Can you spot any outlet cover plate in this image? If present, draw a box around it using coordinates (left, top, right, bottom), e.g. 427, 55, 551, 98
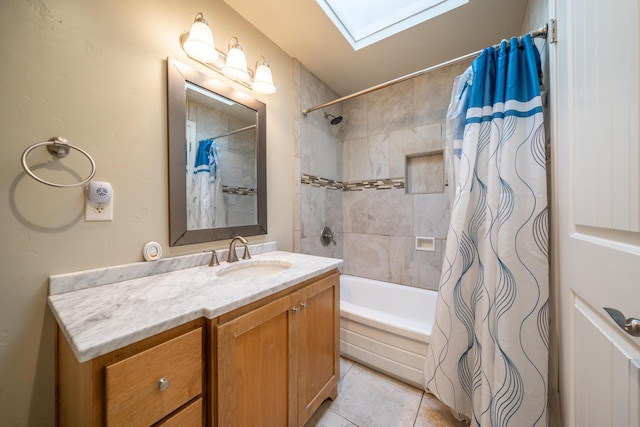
85, 194, 114, 221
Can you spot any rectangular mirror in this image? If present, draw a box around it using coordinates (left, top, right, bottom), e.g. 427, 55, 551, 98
167, 58, 267, 246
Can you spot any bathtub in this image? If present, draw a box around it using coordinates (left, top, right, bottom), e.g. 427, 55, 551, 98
340, 274, 437, 389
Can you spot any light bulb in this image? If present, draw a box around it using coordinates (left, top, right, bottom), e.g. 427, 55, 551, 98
252, 59, 276, 94
222, 37, 249, 81
183, 13, 218, 63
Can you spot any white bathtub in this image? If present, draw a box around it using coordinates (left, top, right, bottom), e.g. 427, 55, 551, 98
340, 274, 437, 389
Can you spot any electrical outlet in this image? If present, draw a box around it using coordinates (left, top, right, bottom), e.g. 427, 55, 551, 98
85, 193, 114, 221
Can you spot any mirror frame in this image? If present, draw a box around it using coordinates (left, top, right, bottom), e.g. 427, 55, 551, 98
167, 58, 267, 246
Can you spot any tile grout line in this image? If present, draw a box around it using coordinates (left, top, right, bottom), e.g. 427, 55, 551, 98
336, 359, 359, 426
412, 392, 427, 427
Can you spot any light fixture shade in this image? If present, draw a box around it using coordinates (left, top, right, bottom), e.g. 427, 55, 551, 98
252, 60, 276, 94
183, 14, 218, 63
222, 38, 249, 81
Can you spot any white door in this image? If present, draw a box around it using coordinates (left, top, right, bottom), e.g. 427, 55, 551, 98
554, 0, 640, 425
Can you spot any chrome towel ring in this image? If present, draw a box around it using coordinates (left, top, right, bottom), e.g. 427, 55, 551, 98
21, 136, 96, 188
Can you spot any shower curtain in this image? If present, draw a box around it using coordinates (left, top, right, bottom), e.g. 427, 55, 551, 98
188, 138, 226, 229
424, 35, 549, 426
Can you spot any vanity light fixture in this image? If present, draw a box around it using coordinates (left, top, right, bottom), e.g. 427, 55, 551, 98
182, 12, 218, 63
251, 57, 276, 95
181, 12, 277, 95
222, 37, 249, 81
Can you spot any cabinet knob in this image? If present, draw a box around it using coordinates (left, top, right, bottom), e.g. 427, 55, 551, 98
157, 377, 171, 392
292, 307, 299, 313
300, 302, 307, 309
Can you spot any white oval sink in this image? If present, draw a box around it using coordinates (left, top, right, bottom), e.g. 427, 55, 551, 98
216, 260, 292, 279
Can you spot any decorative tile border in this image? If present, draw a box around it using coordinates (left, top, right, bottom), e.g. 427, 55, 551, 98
301, 174, 344, 190
223, 185, 257, 196
345, 178, 405, 191
301, 174, 404, 191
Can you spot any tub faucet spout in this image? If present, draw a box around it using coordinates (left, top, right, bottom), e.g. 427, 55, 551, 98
227, 236, 249, 263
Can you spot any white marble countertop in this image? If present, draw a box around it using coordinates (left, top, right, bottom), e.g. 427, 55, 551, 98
48, 246, 342, 363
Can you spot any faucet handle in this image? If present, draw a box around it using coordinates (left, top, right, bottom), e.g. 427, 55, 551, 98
321, 226, 336, 246
209, 250, 220, 266
242, 244, 251, 260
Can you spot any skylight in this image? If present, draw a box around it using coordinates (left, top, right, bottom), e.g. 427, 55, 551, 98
316, 0, 468, 50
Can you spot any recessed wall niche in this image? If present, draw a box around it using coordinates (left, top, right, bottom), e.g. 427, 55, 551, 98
405, 151, 444, 194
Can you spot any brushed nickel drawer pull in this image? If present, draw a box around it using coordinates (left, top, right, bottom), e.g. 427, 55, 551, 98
158, 377, 171, 392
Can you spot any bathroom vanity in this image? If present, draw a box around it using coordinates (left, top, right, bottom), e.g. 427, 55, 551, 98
49, 245, 341, 426
57, 319, 206, 426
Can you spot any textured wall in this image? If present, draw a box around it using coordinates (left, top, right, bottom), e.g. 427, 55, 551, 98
0, 0, 293, 424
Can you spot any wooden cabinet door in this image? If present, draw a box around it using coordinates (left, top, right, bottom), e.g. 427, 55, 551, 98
292, 272, 340, 426
217, 296, 293, 427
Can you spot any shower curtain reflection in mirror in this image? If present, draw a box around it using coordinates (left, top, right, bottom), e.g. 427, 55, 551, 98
184, 91, 258, 231
187, 137, 225, 229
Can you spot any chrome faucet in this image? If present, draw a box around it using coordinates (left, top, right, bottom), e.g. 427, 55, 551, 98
227, 236, 251, 263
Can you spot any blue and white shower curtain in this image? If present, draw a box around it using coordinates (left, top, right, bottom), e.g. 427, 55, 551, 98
424, 35, 549, 426
188, 138, 226, 229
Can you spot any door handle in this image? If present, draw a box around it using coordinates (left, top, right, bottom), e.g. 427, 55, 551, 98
604, 307, 640, 337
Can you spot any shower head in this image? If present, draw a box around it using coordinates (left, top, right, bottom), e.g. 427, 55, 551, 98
324, 112, 343, 125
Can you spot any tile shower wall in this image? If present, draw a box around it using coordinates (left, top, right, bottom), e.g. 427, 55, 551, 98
294, 58, 471, 290
293, 60, 343, 259
340, 60, 471, 291
343, 62, 468, 289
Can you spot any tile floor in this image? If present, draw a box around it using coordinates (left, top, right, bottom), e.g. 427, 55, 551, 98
305, 357, 470, 427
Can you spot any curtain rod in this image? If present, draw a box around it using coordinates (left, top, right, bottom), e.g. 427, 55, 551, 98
210, 124, 256, 140
302, 23, 549, 116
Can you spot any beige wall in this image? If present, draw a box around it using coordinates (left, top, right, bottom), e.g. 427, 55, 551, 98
521, 0, 549, 34
0, 0, 293, 424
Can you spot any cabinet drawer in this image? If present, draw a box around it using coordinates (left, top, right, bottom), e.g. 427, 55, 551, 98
105, 328, 203, 426
157, 397, 203, 427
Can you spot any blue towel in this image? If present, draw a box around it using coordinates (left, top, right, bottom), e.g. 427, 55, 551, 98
194, 138, 220, 180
